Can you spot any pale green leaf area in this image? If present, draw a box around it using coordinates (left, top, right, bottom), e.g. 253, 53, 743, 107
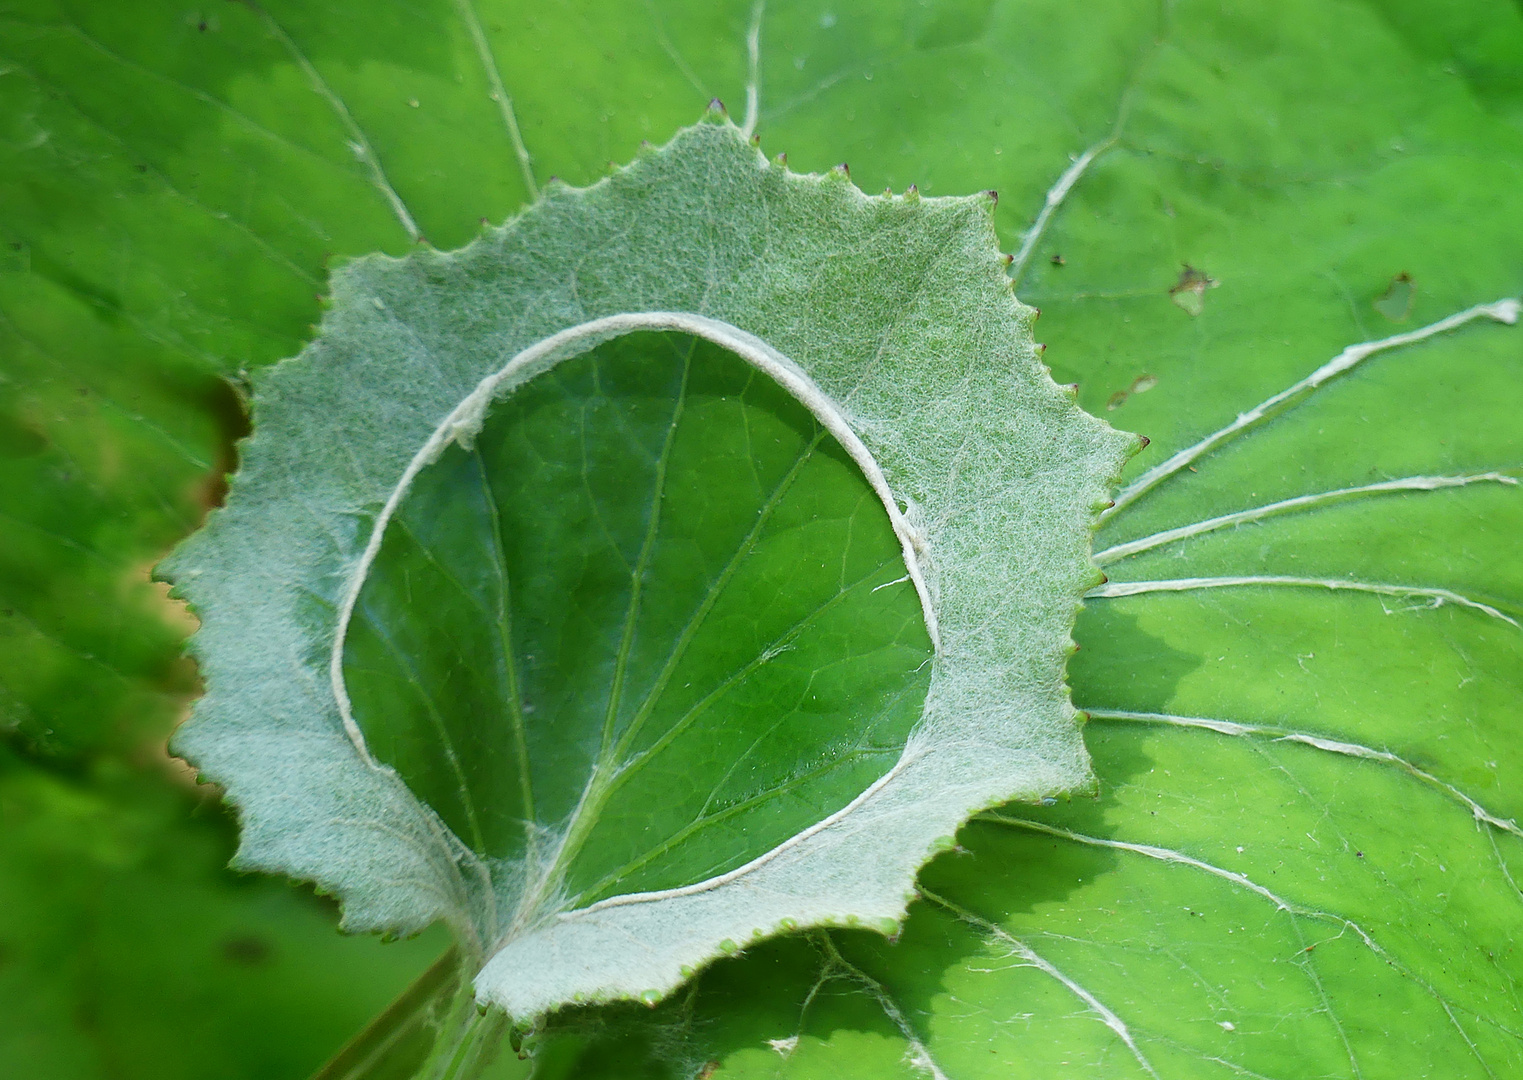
163, 114, 1125, 1025
1, 0, 1521, 1078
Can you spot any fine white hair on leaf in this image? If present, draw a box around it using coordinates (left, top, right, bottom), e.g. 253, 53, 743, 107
163, 120, 1132, 1023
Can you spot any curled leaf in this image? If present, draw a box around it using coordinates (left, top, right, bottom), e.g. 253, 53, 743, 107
163, 119, 1131, 1021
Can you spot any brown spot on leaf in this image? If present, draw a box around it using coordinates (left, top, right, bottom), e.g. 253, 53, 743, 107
1169, 264, 1218, 316
1106, 373, 1159, 410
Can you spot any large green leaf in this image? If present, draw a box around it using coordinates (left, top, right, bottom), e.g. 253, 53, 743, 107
3, 0, 1522, 1077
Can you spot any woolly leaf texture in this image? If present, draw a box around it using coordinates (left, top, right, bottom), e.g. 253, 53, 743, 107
163, 119, 1132, 1022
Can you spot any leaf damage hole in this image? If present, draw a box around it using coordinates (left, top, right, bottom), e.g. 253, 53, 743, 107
1169, 264, 1219, 317
341, 330, 935, 924
1105, 373, 1158, 411
1374, 272, 1415, 323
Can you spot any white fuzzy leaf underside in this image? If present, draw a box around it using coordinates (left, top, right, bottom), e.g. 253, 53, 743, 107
163, 120, 1132, 1020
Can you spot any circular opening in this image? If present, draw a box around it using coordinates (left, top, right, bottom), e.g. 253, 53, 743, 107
342, 329, 933, 910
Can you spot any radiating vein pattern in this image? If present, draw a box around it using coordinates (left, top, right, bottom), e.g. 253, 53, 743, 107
343, 331, 932, 910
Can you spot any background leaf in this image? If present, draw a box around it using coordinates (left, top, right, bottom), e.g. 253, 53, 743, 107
2, 0, 1521, 1077
0, 743, 449, 1080
345, 329, 932, 902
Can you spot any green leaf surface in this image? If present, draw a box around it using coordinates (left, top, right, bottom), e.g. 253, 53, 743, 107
0, 744, 449, 1080
346, 329, 933, 902
3, 0, 1522, 1077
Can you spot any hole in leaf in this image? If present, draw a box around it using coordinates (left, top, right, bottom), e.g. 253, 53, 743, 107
343, 331, 933, 911
1373, 272, 1415, 322
1104, 373, 1158, 411
1169, 264, 1218, 317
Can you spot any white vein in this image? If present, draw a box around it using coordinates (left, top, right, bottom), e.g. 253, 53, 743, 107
1008, 41, 1158, 289
329, 311, 940, 768
814, 933, 950, 1080
1094, 472, 1519, 564
1009, 133, 1119, 286
644, 0, 708, 97
1083, 709, 1523, 839
452, 0, 538, 199
245, 1, 423, 242
1488, 829, 1523, 900
984, 807, 1519, 1067
921, 888, 1161, 1080
570, 745, 923, 917
990, 816, 1304, 913
1181, 1050, 1287, 1080
1087, 575, 1520, 628
741, 0, 765, 138
984, 813, 1391, 1042
1103, 297, 1522, 520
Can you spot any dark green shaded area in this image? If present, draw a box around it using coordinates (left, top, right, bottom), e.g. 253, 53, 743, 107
0, 743, 448, 1080
346, 331, 932, 903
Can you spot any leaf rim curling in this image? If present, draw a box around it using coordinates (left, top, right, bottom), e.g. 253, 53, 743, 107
161, 118, 1135, 1021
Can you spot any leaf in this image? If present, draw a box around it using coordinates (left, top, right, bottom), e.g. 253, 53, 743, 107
162, 117, 1130, 1022
0, 743, 450, 1080
0, 237, 230, 758
6, 0, 1523, 1076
